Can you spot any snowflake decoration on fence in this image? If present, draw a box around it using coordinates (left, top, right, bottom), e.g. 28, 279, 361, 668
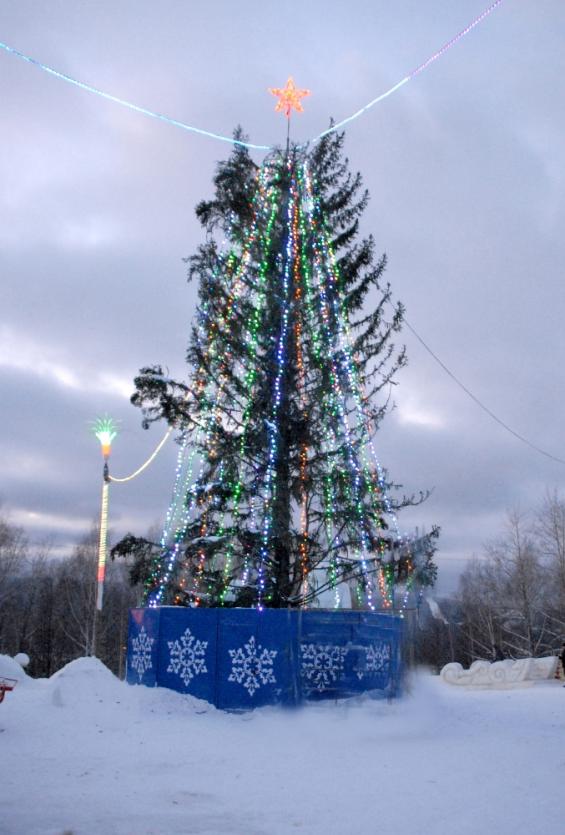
228, 636, 277, 696
167, 628, 208, 686
301, 643, 347, 692
356, 641, 391, 680
130, 626, 154, 681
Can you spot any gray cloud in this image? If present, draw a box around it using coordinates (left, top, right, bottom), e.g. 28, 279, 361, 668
2, 0, 564, 595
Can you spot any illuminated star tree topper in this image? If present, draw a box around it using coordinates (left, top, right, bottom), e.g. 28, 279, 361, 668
268, 76, 311, 118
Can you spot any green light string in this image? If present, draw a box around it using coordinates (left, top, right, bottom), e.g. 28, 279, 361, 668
218, 160, 283, 602
296, 182, 344, 607
297, 163, 375, 608
295, 172, 342, 602
297, 165, 365, 606
154, 233, 259, 603
315, 210, 401, 608
213, 169, 278, 604
301, 163, 377, 608
257, 158, 298, 609
307, 159, 431, 609
189, 168, 278, 604
151, 292, 236, 604
196, 250, 254, 602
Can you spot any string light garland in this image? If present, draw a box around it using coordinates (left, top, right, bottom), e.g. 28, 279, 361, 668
138, 149, 436, 612
0, 39, 271, 150
149, 162, 282, 606
54, 3, 511, 613
257, 159, 296, 609
78, 78, 435, 611
84, 165, 437, 612
302, 166, 376, 606
309, 0, 505, 145
107, 426, 174, 483
0, 0, 506, 150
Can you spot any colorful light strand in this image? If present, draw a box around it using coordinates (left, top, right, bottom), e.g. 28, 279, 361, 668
147, 149, 434, 612
151, 161, 281, 606
300, 158, 428, 609
310, 0, 505, 145
301, 162, 378, 607
257, 160, 297, 609
218, 162, 281, 601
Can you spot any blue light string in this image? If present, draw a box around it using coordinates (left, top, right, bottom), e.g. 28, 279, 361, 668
301, 164, 376, 608
0, 39, 271, 151
257, 159, 295, 609
308, 0, 505, 146
0, 1, 505, 151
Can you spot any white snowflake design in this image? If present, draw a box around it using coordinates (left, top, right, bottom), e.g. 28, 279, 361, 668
301, 643, 347, 692
356, 641, 391, 680
228, 636, 277, 696
130, 626, 154, 682
167, 628, 208, 686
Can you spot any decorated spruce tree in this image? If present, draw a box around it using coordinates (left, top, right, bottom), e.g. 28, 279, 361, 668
114, 126, 438, 610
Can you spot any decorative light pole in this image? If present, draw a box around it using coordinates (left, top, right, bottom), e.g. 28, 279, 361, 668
92, 416, 118, 611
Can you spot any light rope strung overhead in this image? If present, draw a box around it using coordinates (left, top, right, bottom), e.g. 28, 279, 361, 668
107, 425, 174, 483
0, 39, 270, 150
309, 0, 505, 144
0, 0, 506, 151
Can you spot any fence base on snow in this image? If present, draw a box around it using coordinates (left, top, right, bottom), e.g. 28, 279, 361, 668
126, 606, 403, 710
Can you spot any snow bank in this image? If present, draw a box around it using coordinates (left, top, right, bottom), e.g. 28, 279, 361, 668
1, 660, 564, 835
0, 653, 32, 688
48, 656, 125, 707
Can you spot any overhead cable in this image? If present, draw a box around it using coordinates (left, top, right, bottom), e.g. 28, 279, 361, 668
404, 317, 565, 467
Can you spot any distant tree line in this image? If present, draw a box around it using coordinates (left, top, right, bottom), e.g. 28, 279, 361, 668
413, 491, 565, 672
0, 516, 138, 679
1, 491, 564, 679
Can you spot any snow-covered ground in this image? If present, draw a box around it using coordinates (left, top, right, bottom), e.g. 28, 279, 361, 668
1, 655, 564, 835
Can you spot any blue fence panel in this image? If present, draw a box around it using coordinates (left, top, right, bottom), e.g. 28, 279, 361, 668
158, 607, 219, 704
297, 611, 354, 701
127, 607, 160, 687
215, 609, 296, 710
356, 612, 403, 697
126, 607, 403, 708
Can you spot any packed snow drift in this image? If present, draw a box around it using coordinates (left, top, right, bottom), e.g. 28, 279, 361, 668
1, 654, 564, 835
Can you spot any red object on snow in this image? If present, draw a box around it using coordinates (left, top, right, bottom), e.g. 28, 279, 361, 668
0, 677, 17, 703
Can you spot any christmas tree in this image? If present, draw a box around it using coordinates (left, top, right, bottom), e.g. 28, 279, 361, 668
115, 126, 438, 610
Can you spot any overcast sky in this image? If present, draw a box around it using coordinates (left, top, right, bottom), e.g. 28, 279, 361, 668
1, 0, 564, 594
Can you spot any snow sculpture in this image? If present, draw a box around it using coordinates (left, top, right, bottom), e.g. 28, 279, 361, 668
14, 653, 30, 668
441, 656, 558, 687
